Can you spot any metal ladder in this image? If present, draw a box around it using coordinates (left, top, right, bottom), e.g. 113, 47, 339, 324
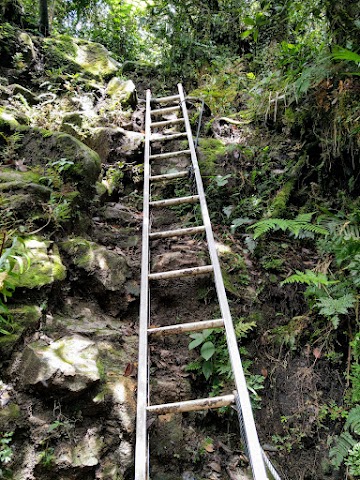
135, 83, 271, 480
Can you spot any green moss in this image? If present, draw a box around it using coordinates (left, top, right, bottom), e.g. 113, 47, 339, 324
0, 403, 20, 420
9, 305, 42, 331
0, 108, 19, 129
198, 138, 227, 176
13, 238, 66, 289
0, 334, 20, 357
43, 35, 120, 78
267, 179, 295, 218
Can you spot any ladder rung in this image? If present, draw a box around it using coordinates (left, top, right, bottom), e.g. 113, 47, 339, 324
149, 226, 205, 239
151, 94, 180, 103
149, 149, 191, 160
151, 106, 181, 116
149, 265, 213, 281
151, 118, 184, 128
150, 132, 187, 142
149, 171, 188, 182
149, 195, 199, 208
148, 318, 224, 335
147, 394, 235, 415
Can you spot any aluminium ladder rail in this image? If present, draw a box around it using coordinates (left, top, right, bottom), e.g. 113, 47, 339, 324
135, 84, 269, 480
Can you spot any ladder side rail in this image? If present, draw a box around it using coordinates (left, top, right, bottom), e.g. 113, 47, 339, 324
134, 89, 152, 480
177, 83, 268, 480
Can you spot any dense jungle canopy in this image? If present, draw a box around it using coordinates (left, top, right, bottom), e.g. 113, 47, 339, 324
0, 0, 360, 479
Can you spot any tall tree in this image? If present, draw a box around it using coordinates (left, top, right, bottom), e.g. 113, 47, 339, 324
39, 0, 49, 36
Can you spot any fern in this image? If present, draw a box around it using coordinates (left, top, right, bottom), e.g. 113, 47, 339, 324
330, 431, 357, 469
345, 406, 360, 436
249, 213, 328, 240
330, 406, 360, 470
280, 270, 337, 287
316, 294, 355, 328
331, 47, 360, 65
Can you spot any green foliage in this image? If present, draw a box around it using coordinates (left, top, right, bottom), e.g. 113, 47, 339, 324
186, 318, 263, 406
249, 213, 328, 240
316, 294, 356, 328
330, 407, 360, 472
0, 432, 13, 465
0, 234, 31, 335
330, 431, 357, 470
281, 270, 337, 287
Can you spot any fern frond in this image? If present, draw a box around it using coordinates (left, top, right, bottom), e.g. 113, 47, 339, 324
330, 431, 357, 469
249, 216, 328, 240
316, 294, 356, 317
281, 270, 338, 286
345, 406, 360, 436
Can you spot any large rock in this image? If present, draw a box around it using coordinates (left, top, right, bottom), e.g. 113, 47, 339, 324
20, 335, 100, 394
107, 77, 137, 108
43, 36, 120, 78
13, 237, 66, 289
86, 127, 143, 163
55, 428, 104, 468
60, 238, 129, 292
19, 130, 101, 196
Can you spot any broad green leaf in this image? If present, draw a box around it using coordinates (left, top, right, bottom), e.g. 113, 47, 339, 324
202, 360, 213, 380
201, 341, 215, 361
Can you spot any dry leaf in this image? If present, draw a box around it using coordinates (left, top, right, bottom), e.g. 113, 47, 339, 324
209, 462, 222, 473
313, 347, 322, 359
124, 363, 135, 376
205, 443, 215, 453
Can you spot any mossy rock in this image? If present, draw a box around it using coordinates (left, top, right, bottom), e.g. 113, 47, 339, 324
9, 84, 38, 105
13, 237, 66, 289
60, 237, 129, 292
43, 35, 120, 78
106, 77, 137, 108
86, 127, 143, 164
20, 334, 100, 394
19, 129, 101, 196
0, 108, 20, 129
198, 137, 227, 176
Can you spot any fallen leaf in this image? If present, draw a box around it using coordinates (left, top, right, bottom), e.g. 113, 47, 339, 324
205, 443, 215, 453
124, 363, 135, 376
313, 347, 322, 359
261, 367, 268, 378
209, 462, 222, 473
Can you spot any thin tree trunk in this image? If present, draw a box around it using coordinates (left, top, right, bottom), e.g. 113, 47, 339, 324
39, 0, 50, 36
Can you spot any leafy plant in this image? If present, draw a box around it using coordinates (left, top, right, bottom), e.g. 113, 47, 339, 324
330, 406, 360, 471
0, 432, 13, 465
0, 234, 31, 335
186, 319, 263, 405
249, 213, 328, 240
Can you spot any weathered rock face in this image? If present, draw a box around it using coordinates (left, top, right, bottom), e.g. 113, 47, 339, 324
20, 335, 100, 394
86, 127, 143, 163
55, 428, 104, 468
19, 130, 101, 195
43, 36, 121, 78
60, 238, 129, 292
107, 77, 137, 108
14, 237, 66, 289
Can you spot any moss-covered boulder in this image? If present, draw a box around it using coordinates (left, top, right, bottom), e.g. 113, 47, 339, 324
9, 84, 38, 105
0, 305, 43, 358
60, 238, 129, 292
43, 35, 120, 78
20, 335, 100, 394
0, 108, 20, 129
86, 127, 143, 163
107, 77, 137, 108
19, 129, 101, 196
55, 429, 104, 468
13, 237, 66, 289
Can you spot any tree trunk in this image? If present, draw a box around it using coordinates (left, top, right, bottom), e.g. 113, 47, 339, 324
39, 0, 50, 36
